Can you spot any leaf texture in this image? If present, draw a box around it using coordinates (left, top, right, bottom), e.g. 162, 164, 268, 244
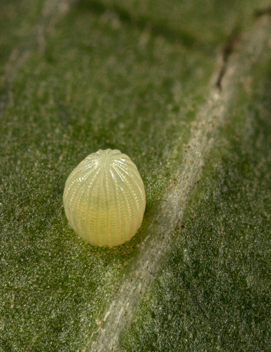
0, 0, 270, 351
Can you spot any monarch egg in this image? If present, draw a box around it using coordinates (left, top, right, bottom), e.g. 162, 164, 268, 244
63, 149, 146, 247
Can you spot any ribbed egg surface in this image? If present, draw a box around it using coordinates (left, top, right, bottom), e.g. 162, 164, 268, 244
63, 149, 146, 247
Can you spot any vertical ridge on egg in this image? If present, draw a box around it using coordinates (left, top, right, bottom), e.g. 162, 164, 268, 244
63, 149, 146, 247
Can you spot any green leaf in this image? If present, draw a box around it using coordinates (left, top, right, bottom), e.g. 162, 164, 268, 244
0, 0, 270, 351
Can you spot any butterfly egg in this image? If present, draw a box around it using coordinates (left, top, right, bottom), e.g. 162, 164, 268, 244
63, 149, 146, 247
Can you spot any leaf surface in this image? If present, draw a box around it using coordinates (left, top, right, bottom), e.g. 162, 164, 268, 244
0, 0, 270, 351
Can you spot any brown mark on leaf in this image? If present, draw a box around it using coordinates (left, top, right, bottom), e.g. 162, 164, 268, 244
99, 320, 105, 328
216, 27, 240, 89
254, 5, 271, 17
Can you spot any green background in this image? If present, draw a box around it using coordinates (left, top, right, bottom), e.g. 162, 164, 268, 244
0, 0, 270, 351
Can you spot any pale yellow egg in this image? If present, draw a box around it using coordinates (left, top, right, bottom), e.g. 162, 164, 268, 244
63, 149, 146, 247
